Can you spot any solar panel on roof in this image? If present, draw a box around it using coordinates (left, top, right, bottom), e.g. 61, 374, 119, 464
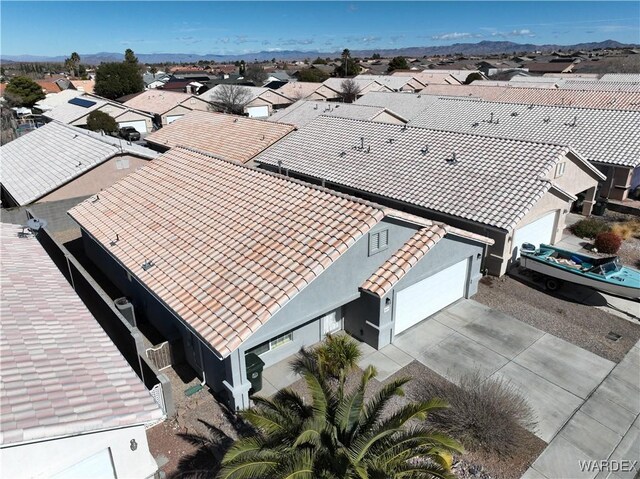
68, 97, 97, 108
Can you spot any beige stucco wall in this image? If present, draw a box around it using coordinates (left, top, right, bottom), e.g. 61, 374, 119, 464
597, 164, 633, 201
315, 85, 340, 100
372, 111, 406, 125
161, 104, 193, 125
116, 110, 154, 132
183, 97, 211, 112
37, 154, 151, 203
544, 152, 601, 197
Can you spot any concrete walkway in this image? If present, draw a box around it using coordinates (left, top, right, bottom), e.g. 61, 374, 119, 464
524, 341, 640, 479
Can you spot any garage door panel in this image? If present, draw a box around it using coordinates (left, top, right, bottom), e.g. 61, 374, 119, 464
166, 115, 183, 124
394, 259, 468, 335
247, 106, 269, 118
512, 211, 557, 259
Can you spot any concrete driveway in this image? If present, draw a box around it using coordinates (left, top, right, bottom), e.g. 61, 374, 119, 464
393, 299, 616, 443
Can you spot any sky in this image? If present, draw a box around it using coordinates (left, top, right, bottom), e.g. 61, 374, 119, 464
1, 1, 639, 57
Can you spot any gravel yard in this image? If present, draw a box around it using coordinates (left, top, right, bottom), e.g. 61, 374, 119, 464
475, 275, 640, 363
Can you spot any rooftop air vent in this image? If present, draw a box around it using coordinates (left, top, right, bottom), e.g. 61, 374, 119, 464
141, 259, 155, 271
446, 152, 458, 165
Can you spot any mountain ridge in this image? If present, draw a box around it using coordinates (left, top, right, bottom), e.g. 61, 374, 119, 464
2, 40, 637, 64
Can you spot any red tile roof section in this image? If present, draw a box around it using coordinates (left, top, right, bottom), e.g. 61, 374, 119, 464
69, 147, 385, 357
361, 225, 448, 297
145, 110, 295, 163
0, 224, 162, 445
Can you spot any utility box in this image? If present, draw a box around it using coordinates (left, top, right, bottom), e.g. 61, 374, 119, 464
245, 353, 265, 394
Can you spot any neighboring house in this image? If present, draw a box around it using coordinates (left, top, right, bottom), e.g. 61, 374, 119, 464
144, 110, 294, 163
0, 121, 159, 207
315, 78, 393, 102
199, 85, 293, 118
265, 70, 292, 83
559, 80, 640, 92
70, 79, 96, 93
278, 82, 323, 100
123, 90, 211, 126
391, 70, 476, 85
408, 97, 640, 201
267, 100, 407, 128
68, 146, 491, 410
254, 116, 604, 276
526, 62, 575, 74
599, 73, 640, 82
0, 223, 163, 479
35, 80, 63, 94
415, 83, 640, 111
42, 93, 155, 133
34, 88, 84, 111
143, 71, 170, 87
355, 74, 427, 92
354, 91, 444, 120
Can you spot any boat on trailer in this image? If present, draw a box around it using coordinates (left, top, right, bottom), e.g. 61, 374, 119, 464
520, 243, 640, 299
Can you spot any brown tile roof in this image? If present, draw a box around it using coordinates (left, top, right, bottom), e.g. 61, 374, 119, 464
254, 116, 575, 231
35, 80, 62, 94
0, 223, 162, 446
68, 147, 385, 357
70, 79, 95, 93
123, 90, 196, 115
145, 110, 295, 163
361, 225, 447, 297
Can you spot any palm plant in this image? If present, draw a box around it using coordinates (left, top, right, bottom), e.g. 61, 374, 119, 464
308, 333, 362, 396
218, 346, 462, 479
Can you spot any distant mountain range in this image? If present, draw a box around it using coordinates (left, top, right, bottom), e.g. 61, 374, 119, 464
2, 40, 637, 64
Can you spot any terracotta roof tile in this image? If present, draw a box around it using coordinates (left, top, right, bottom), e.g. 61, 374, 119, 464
123, 90, 198, 115
69, 147, 385, 357
0, 224, 162, 446
145, 110, 294, 163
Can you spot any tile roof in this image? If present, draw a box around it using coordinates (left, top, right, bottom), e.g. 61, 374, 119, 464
199, 85, 291, 106
267, 100, 405, 128
559, 80, 640, 92
278, 82, 323, 100
35, 80, 63, 94
416, 84, 640, 111
361, 224, 448, 297
322, 78, 386, 93
1, 122, 158, 205
355, 75, 423, 91
43, 96, 108, 123
254, 116, 575, 231
35, 89, 84, 111
0, 223, 162, 446
408, 98, 640, 168
144, 110, 294, 163
70, 79, 96, 93
599, 74, 640, 83
123, 90, 197, 115
354, 91, 443, 120
68, 147, 385, 357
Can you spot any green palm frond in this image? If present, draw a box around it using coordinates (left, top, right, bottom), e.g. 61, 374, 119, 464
358, 377, 411, 434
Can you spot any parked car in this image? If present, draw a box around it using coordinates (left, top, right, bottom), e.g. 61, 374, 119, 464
119, 126, 141, 141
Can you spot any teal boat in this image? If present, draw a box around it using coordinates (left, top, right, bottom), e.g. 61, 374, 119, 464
520, 243, 640, 299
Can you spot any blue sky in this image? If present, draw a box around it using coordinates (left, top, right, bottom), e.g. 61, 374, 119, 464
2, 1, 639, 56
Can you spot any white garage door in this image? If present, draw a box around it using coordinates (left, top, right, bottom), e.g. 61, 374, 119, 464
166, 115, 183, 124
512, 211, 557, 258
118, 120, 147, 133
247, 105, 269, 118
394, 258, 469, 335
52, 449, 115, 479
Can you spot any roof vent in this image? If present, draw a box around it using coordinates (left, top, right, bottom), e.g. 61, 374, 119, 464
472, 122, 479, 127
401, 125, 407, 132
91, 194, 100, 203
511, 111, 518, 117
564, 116, 577, 127
141, 259, 155, 271
387, 138, 395, 144
527, 104, 534, 110
420, 145, 429, 155
543, 116, 551, 123
339, 151, 346, 157
77, 161, 82, 167
446, 152, 458, 165
314, 103, 318, 110
110, 234, 120, 247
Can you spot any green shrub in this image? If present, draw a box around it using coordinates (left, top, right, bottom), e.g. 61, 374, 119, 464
594, 232, 623, 254
571, 219, 609, 238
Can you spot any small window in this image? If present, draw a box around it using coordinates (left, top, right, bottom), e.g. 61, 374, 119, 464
555, 162, 566, 178
249, 331, 293, 356
369, 229, 389, 255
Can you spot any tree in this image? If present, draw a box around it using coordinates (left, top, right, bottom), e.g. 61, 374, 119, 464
70, 52, 80, 74
209, 84, 252, 115
4, 76, 45, 107
388, 56, 409, 72
313, 333, 361, 397
218, 345, 462, 478
245, 64, 267, 85
464, 72, 484, 85
94, 62, 144, 100
124, 48, 138, 64
372, 53, 381, 60
312, 57, 327, 65
86, 110, 118, 134
296, 68, 329, 83
333, 48, 361, 77
239, 61, 246, 76
340, 78, 361, 103
149, 66, 158, 75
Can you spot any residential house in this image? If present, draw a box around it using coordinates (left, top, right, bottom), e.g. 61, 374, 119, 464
408, 97, 640, 201
390, 70, 465, 85
559, 80, 640, 92
35, 80, 63, 94
355, 74, 427, 92
314, 78, 393, 102
278, 82, 323, 101
254, 116, 604, 276
0, 121, 159, 207
599, 73, 640, 82
34, 89, 84, 111
268, 99, 407, 128
70, 79, 96, 93
265, 71, 292, 83
525, 62, 575, 74
354, 91, 444, 120
123, 90, 211, 126
199, 85, 293, 118
68, 146, 490, 409
0, 223, 163, 479
144, 110, 294, 162
42, 93, 155, 133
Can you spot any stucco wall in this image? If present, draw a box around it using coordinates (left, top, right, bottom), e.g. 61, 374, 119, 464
546, 153, 602, 196
37, 155, 151, 203
595, 164, 633, 201
372, 111, 406, 125
162, 105, 192, 125
0, 425, 157, 479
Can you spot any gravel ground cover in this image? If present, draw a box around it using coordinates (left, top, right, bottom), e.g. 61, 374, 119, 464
475, 275, 640, 363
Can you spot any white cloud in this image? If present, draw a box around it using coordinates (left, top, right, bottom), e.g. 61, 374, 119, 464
491, 29, 535, 38
431, 32, 482, 41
